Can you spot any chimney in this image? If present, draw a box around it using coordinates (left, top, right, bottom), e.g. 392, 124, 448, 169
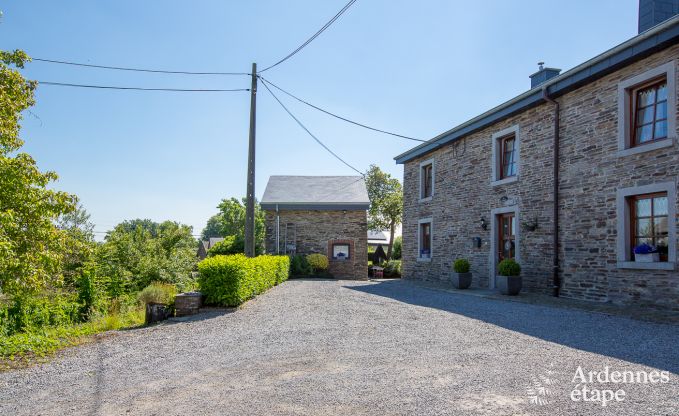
638, 0, 679, 33
529, 62, 561, 89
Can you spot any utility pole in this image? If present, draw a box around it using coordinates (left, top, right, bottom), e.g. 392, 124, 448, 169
244, 63, 257, 257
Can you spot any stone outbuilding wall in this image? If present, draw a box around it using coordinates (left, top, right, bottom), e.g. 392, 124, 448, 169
264, 209, 368, 279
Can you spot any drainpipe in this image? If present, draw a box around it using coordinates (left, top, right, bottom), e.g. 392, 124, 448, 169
542, 87, 560, 297
276, 204, 280, 255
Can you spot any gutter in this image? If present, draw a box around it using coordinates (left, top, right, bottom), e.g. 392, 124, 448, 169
542, 88, 560, 298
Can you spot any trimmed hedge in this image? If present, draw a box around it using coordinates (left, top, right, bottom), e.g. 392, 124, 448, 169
197, 254, 290, 306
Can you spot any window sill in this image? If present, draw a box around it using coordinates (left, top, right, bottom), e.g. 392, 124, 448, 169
416, 257, 431, 262
491, 176, 518, 187
617, 261, 675, 270
617, 137, 674, 157
418, 196, 433, 203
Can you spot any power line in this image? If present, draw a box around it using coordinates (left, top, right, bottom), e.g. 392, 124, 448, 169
33, 57, 250, 76
258, 0, 358, 73
38, 81, 250, 92
259, 76, 425, 142
260, 77, 364, 176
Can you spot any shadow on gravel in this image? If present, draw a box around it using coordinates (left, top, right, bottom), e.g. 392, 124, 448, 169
346, 280, 679, 374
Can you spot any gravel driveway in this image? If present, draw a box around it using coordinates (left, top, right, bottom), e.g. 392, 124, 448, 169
1, 279, 678, 415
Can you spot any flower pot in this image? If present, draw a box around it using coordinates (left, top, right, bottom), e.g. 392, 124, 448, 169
635, 253, 660, 263
497, 275, 522, 296
451, 272, 472, 289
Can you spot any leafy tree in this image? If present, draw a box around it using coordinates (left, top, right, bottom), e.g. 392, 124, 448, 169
200, 197, 265, 253
365, 165, 403, 260
392, 236, 402, 260
96, 220, 198, 294
0, 50, 77, 294
56, 203, 96, 286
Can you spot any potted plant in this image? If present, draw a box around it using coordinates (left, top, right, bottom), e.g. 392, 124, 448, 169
634, 243, 659, 262
451, 258, 472, 289
496, 259, 521, 296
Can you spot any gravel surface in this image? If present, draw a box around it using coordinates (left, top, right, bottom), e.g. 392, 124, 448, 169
1, 278, 678, 415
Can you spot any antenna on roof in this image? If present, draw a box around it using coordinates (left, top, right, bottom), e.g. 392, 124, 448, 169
538, 61, 545, 70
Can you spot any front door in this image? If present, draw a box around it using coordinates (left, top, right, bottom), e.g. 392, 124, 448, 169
498, 213, 516, 261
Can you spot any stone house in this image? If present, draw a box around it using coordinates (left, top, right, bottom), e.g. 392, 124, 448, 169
197, 237, 224, 260
261, 176, 369, 279
395, 1, 679, 310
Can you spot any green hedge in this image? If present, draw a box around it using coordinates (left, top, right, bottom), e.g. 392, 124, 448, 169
197, 254, 290, 307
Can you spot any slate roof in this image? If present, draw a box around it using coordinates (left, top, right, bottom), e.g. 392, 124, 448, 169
261, 176, 370, 210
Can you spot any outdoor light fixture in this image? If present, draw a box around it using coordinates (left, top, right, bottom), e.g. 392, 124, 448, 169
480, 217, 487, 230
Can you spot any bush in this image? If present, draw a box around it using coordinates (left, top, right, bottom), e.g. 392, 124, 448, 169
306, 254, 329, 273
0, 292, 82, 337
498, 259, 521, 276
208, 235, 243, 256
197, 254, 290, 307
392, 236, 402, 260
137, 282, 178, 306
453, 259, 470, 273
290, 254, 312, 276
383, 260, 402, 277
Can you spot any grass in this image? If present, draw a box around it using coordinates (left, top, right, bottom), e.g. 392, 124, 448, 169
0, 308, 145, 371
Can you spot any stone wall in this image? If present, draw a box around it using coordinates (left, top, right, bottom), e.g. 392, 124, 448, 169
402, 45, 679, 310
264, 209, 368, 279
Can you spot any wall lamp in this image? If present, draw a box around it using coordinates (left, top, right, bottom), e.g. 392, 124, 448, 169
480, 217, 487, 230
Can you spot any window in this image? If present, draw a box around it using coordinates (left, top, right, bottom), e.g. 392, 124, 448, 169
616, 182, 677, 270
332, 243, 350, 260
629, 193, 669, 261
491, 125, 520, 186
500, 135, 517, 179
618, 61, 676, 157
498, 212, 516, 261
418, 218, 433, 261
632, 80, 668, 146
419, 159, 434, 200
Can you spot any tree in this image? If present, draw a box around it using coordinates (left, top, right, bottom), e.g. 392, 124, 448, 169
365, 165, 403, 260
0, 50, 77, 294
56, 203, 96, 285
200, 197, 265, 253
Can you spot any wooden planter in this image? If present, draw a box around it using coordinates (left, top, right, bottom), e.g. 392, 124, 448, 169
175, 292, 203, 317
145, 303, 172, 325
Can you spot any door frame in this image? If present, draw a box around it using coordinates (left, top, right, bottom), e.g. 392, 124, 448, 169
489, 205, 520, 289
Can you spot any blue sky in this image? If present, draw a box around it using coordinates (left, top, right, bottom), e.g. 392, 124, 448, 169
1, 0, 638, 237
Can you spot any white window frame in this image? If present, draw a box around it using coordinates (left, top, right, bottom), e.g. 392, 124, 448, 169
417, 217, 433, 262
418, 158, 435, 202
491, 125, 520, 187
616, 181, 677, 270
332, 243, 350, 260
617, 61, 676, 157
489, 205, 520, 288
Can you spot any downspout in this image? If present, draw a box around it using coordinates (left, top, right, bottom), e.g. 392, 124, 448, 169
276, 204, 280, 255
542, 87, 560, 297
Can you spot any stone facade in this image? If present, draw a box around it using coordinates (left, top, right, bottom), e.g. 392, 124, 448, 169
402, 45, 679, 310
264, 209, 368, 279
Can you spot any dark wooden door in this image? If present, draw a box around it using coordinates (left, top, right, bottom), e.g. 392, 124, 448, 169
498, 213, 516, 261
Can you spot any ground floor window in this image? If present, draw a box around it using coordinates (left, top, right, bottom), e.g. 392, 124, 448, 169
332, 243, 350, 260
629, 192, 669, 261
418, 218, 432, 260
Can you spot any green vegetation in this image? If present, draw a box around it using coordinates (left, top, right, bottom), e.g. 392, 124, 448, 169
383, 260, 402, 277
498, 259, 521, 276
197, 254, 290, 307
306, 254, 329, 274
137, 282, 178, 306
290, 254, 313, 276
201, 197, 265, 253
365, 165, 403, 260
392, 236, 402, 260
453, 259, 470, 273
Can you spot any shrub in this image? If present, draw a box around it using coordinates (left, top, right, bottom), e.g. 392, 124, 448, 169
497, 259, 521, 276
290, 254, 312, 276
383, 260, 402, 277
306, 254, 329, 273
137, 282, 178, 306
208, 235, 243, 256
453, 259, 470, 273
197, 254, 290, 307
392, 236, 402, 260
0, 292, 81, 337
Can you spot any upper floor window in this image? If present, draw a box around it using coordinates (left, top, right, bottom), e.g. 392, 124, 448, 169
419, 159, 434, 200
491, 125, 520, 186
617, 61, 676, 157
632, 80, 668, 146
500, 134, 517, 179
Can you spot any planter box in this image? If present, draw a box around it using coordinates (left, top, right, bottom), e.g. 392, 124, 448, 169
635, 253, 660, 263
451, 272, 472, 289
497, 275, 522, 296
175, 292, 203, 317
145, 302, 172, 325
